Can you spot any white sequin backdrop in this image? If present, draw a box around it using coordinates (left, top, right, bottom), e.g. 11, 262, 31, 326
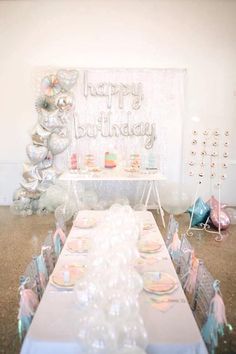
35, 68, 186, 206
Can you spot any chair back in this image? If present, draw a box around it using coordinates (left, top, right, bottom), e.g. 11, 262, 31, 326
192, 261, 215, 329
165, 214, 179, 247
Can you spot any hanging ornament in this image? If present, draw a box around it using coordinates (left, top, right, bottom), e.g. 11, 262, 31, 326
189, 171, 194, 177
189, 161, 194, 166
192, 139, 197, 145
224, 142, 229, 147
225, 131, 229, 136
199, 172, 204, 178
221, 174, 227, 180
211, 152, 218, 157
212, 141, 218, 147
202, 140, 207, 146
203, 130, 209, 136
201, 151, 207, 156
41, 75, 61, 97
213, 130, 220, 137
210, 173, 215, 178
223, 163, 228, 169
191, 151, 196, 156
223, 152, 228, 158
192, 130, 198, 135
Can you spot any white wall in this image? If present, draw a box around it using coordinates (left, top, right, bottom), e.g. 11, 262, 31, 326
0, 0, 235, 205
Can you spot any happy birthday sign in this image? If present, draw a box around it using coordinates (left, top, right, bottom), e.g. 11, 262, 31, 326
74, 70, 156, 150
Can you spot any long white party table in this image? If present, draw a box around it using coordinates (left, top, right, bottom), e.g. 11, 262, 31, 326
21, 210, 207, 354
60, 169, 166, 227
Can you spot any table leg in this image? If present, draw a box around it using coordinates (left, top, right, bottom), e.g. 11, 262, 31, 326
140, 181, 148, 204
154, 181, 165, 228
144, 181, 153, 209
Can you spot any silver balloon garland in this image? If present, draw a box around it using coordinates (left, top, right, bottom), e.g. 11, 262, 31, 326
11, 69, 79, 216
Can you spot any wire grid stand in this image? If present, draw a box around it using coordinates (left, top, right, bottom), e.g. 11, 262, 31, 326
186, 130, 229, 242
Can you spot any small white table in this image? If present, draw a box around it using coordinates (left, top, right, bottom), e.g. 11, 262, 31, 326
60, 168, 166, 228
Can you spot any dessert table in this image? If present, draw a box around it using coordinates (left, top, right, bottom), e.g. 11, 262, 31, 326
60, 169, 166, 228
20, 210, 207, 354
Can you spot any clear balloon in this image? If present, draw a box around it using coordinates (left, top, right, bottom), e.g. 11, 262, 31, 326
54, 203, 74, 223
159, 181, 192, 215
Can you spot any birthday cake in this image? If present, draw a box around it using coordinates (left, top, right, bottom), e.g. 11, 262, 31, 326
105, 152, 117, 168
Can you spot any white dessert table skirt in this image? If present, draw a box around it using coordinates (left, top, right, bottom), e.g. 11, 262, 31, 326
21, 211, 207, 354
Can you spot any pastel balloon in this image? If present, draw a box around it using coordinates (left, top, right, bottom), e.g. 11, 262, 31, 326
210, 208, 230, 230
56, 93, 74, 111
57, 69, 78, 91
188, 197, 210, 227
26, 144, 48, 165
34, 124, 51, 139
48, 133, 70, 155
41, 75, 61, 97
207, 195, 227, 209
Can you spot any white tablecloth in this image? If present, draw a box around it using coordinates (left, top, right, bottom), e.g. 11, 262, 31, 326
21, 211, 208, 354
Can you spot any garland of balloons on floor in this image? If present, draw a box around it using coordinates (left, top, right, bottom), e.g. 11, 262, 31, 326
11, 69, 79, 216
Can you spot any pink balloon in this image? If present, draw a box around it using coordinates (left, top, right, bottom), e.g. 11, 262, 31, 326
207, 195, 227, 209
210, 208, 230, 230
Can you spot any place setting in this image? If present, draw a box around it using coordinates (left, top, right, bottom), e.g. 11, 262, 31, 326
49, 263, 86, 291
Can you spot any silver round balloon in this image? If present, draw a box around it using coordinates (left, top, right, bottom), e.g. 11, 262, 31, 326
48, 132, 70, 155
56, 93, 74, 112
26, 144, 48, 165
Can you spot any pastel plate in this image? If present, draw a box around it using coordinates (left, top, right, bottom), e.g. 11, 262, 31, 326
143, 223, 155, 230
143, 271, 178, 295
138, 240, 162, 253
50, 264, 85, 288
66, 238, 91, 253
74, 217, 97, 229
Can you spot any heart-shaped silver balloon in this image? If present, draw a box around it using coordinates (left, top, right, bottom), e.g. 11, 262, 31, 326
39, 167, 57, 183
21, 179, 39, 192
37, 153, 54, 169
57, 69, 78, 91
26, 144, 48, 165
38, 110, 63, 132
23, 163, 42, 182
48, 133, 70, 155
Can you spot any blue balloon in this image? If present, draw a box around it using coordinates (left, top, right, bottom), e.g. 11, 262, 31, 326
188, 197, 210, 227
